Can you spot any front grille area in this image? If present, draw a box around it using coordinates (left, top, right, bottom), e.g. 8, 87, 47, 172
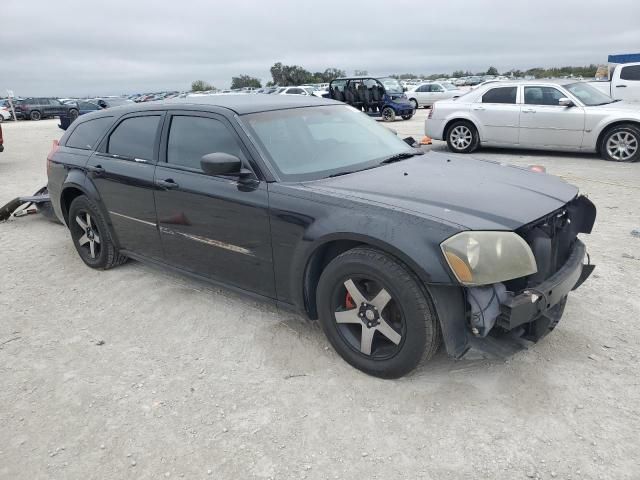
507, 199, 588, 292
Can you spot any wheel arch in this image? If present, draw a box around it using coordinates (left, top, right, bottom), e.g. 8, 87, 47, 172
300, 233, 441, 320
443, 117, 480, 142
595, 120, 640, 153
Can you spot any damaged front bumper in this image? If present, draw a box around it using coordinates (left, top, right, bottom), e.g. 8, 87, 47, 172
430, 238, 595, 360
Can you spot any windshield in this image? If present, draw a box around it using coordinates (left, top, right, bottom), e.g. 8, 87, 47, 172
564, 82, 614, 106
377, 77, 404, 94
241, 105, 415, 181
442, 82, 457, 90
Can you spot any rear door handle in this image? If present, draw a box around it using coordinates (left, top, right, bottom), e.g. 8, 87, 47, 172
522, 108, 537, 113
473, 106, 485, 111
87, 165, 105, 175
156, 179, 179, 189
616, 85, 627, 88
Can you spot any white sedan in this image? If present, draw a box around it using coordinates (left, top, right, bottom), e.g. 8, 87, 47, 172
0, 107, 11, 122
278, 86, 315, 96
405, 82, 464, 109
425, 80, 640, 162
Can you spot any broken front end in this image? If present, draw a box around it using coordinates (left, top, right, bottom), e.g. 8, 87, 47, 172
436, 195, 596, 359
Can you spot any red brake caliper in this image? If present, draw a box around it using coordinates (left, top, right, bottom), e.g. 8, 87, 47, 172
345, 292, 355, 309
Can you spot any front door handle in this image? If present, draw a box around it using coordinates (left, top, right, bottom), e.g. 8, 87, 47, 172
473, 106, 485, 111
156, 179, 179, 189
522, 108, 537, 113
616, 85, 627, 88
87, 165, 105, 175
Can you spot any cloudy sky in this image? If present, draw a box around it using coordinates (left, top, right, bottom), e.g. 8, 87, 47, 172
2, 0, 639, 96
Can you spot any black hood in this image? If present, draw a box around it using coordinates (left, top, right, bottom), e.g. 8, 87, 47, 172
306, 152, 578, 231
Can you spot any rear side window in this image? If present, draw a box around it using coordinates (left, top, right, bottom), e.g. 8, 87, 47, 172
620, 65, 640, 81
108, 115, 160, 160
166, 116, 245, 171
482, 87, 517, 104
66, 117, 113, 150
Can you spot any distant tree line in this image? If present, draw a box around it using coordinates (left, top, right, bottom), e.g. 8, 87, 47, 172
391, 65, 599, 80
192, 64, 600, 92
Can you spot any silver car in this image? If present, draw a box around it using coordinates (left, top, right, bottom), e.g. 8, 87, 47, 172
425, 80, 640, 162
405, 82, 464, 109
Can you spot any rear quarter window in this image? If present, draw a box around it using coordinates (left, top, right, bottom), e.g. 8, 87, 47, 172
66, 117, 114, 150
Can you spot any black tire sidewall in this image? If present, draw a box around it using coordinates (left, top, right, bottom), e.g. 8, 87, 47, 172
68, 196, 112, 268
382, 107, 396, 122
69, 109, 79, 120
317, 249, 435, 378
30, 111, 41, 121
446, 120, 478, 153
602, 125, 640, 163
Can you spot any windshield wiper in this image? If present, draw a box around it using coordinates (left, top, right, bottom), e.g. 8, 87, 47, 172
380, 150, 424, 164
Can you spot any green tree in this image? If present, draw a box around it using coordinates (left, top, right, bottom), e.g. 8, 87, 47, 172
230, 75, 262, 89
486, 66, 499, 76
191, 80, 214, 92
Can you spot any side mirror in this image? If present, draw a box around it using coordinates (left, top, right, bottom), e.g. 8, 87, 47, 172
201, 153, 251, 177
558, 97, 574, 107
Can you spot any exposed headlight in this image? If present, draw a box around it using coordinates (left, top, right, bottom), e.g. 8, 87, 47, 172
441, 231, 537, 286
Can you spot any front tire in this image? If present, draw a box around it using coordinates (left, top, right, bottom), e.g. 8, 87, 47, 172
601, 124, 640, 162
381, 107, 396, 122
30, 110, 41, 121
68, 195, 127, 269
446, 120, 479, 153
316, 247, 440, 378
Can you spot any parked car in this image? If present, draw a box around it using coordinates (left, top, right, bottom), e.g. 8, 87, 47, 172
425, 80, 640, 162
328, 76, 414, 121
0, 106, 10, 122
278, 86, 315, 96
405, 82, 465, 109
13, 97, 79, 121
588, 62, 640, 102
91, 97, 134, 109
76, 101, 103, 116
47, 95, 595, 378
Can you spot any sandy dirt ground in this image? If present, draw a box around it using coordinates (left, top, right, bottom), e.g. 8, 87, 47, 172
1, 113, 639, 480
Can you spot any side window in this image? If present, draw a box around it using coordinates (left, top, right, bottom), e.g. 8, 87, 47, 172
166, 116, 245, 171
482, 87, 517, 104
620, 65, 640, 81
287, 88, 303, 95
524, 87, 565, 106
66, 117, 114, 150
107, 115, 160, 160
432, 84, 444, 92
417, 85, 429, 92
50, 99, 62, 106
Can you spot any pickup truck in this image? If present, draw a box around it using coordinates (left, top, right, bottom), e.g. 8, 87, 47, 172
588, 62, 640, 102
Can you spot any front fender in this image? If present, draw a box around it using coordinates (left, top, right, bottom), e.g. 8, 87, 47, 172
268, 188, 461, 313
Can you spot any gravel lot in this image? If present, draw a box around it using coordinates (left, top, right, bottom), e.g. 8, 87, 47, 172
1, 112, 639, 480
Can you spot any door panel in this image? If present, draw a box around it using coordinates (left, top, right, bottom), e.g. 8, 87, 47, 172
472, 104, 520, 144
154, 112, 275, 297
86, 113, 164, 258
616, 65, 640, 101
474, 86, 520, 144
519, 87, 585, 148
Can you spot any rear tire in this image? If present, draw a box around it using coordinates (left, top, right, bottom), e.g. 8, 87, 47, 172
409, 98, 418, 110
68, 195, 127, 270
600, 124, 640, 162
316, 247, 440, 378
30, 110, 41, 121
446, 120, 479, 153
69, 109, 79, 121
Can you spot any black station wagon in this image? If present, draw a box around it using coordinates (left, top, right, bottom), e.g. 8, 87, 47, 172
47, 96, 596, 378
